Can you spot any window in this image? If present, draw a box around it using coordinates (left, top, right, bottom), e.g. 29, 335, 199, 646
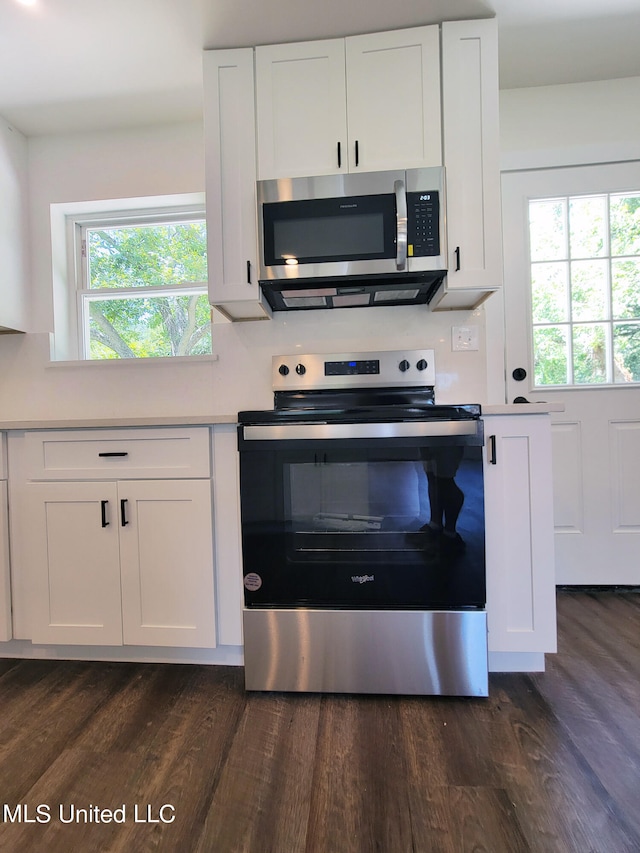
528, 192, 640, 386
72, 206, 211, 360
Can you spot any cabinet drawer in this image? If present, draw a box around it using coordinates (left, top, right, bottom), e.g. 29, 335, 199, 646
23, 428, 211, 481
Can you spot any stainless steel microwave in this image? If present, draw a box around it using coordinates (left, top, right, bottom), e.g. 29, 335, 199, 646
256, 167, 447, 311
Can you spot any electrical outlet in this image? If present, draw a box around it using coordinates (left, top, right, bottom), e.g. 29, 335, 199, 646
452, 325, 479, 352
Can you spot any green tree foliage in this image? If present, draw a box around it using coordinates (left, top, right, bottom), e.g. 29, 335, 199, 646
86, 222, 211, 359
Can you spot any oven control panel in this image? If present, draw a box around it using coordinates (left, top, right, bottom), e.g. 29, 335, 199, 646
272, 349, 436, 391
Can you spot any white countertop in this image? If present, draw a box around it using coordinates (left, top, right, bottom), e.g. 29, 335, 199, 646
0, 403, 564, 431
0, 414, 238, 431
481, 402, 565, 415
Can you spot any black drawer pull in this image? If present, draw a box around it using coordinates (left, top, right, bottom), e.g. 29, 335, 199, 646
101, 500, 109, 528
98, 452, 128, 458
121, 499, 129, 527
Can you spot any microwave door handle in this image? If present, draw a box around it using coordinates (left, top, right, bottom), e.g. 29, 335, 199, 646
394, 180, 408, 270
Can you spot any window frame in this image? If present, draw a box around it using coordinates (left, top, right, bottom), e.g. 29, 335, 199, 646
67, 202, 211, 362
527, 189, 640, 389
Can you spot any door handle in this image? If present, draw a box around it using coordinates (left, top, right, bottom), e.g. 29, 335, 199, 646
454, 246, 461, 271
488, 435, 497, 465
394, 180, 407, 270
101, 500, 109, 528
337, 141, 341, 169
120, 499, 129, 527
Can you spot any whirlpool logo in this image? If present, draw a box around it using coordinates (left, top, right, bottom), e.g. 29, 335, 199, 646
351, 574, 375, 584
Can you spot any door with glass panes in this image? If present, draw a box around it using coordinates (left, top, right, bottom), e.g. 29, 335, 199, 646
502, 162, 640, 585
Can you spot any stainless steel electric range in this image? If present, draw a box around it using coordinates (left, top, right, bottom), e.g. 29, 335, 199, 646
237, 349, 487, 696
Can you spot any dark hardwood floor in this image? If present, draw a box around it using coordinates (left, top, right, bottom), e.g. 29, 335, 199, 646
1, 590, 639, 852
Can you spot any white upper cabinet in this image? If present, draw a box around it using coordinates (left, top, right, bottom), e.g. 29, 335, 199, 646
256, 39, 348, 179
203, 49, 270, 320
255, 26, 441, 179
434, 18, 502, 309
0, 118, 29, 333
345, 27, 441, 173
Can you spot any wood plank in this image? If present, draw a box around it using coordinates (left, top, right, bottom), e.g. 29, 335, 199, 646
305, 695, 414, 853
195, 691, 321, 853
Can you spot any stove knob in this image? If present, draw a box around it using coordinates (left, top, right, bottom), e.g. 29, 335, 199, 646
278, 364, 289, 376
295, 363, 306, 376
416, 358, 429, 371
398, 359, 410, 372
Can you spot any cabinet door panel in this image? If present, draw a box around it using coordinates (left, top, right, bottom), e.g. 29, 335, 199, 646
484, 416, 557, 654
256, 39, 347, 179
346, 26, 441, 172
119, 480, 216, 648
0, 481, 11, 641
28, 482, 123, 645
203, 49, 268, 319
440, 19, 501, 302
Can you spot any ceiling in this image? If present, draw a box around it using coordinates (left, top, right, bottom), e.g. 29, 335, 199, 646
1, 0, 640, 136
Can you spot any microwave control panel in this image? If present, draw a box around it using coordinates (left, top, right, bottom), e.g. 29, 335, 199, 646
407, 191, 440, 257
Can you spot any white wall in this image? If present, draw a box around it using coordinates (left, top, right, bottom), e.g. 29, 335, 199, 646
0, 117, 29, 333
28, 121, 207, 333
500, 76, 640, 171
0, 119, 487, 422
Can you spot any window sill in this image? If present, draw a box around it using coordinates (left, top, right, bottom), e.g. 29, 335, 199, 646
47, 354, 219, 369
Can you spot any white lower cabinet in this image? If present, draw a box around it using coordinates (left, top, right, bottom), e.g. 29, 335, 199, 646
0, 431, 11, 640
9, 428, 216, 649
483, 414, 557, 656
25, 479, 216, 648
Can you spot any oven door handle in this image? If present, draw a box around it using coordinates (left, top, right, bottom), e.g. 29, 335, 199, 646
241, 420, 481, 441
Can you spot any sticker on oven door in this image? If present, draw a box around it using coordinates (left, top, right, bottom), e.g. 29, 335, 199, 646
244, 573, 263, 592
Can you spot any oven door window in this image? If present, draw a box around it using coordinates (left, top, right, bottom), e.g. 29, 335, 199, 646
287, 459, 423, 551
240, 443, 485, 610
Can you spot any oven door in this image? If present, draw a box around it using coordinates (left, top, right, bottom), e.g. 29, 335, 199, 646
238, 421, 485, 610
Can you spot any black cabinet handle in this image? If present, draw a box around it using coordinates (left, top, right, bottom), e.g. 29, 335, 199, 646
98, 452, 128, 458
355, 140, 359, 167
120, 499, 129, 527
337, 141, 341, 169
455, 246, 461, 271
247, 260, 251, 284
101, 500, 109, 528
488, 435, 497, 465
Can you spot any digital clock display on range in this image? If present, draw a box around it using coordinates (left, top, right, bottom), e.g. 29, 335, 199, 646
324, 359, 380, 376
